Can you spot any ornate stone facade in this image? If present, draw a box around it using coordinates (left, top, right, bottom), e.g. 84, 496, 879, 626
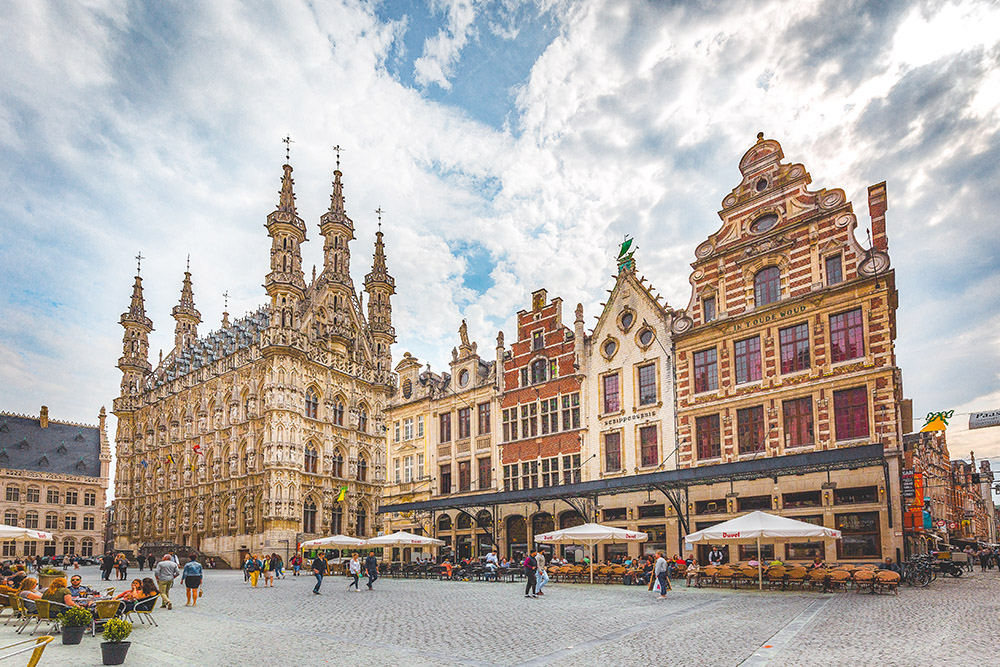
112, 158, 395, 565
0, 406, 111, 557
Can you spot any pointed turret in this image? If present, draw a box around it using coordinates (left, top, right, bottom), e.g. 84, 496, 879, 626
365, 224, 395, 376
171, 263, 201, 350
118, 261, 153, 401
264, 151, 307, 330
319, 161, 355, 286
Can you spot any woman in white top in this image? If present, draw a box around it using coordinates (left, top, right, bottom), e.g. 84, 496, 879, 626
348, 553, 361, 591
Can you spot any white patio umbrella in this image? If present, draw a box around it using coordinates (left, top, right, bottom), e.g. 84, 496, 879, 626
365, 531, 446, 565
684, 511, 842, 589
535, 523, 648, 583
0, 524, 53, 541
299, 534, 366, 550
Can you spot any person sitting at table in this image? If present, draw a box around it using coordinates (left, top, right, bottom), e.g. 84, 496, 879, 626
18, 577, 43, 601
685, 558, 702, 588
441, 560, 454, 579
747, 558, 760, 568
41, 577, 80, 608
768, 558, 784, 568
10, 569, 27, 588
115, 579, 143, 602
810, 556, 825, 569
68, 575, 98, 598
879, 557, 901, 574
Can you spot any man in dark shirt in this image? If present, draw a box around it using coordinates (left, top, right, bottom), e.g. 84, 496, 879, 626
880, 557, 902, 574
146, 553, 156, 570
523, 553, 537, 598
364, 552, 378, 590
100, 553, 115, 581
311, 553, 328, 595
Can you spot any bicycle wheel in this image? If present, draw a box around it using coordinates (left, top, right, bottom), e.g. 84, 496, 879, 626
916, 570, 931, 587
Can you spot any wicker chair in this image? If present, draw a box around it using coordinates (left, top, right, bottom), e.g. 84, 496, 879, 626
806, 569, 829, 592
785, 567, 808, 590
715, 566, 735, 587
852, 569, 875, 594
874, 570, 900, 595
702, 566, 719, 586
828, 570, 852, 592
766, 567, 787, 590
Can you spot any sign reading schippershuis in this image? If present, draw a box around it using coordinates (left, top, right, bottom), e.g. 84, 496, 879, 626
969, 409, 1000, 430
901, 469, 915, 499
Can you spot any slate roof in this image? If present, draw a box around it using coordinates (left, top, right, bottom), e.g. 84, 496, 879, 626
0, 413, 101, 478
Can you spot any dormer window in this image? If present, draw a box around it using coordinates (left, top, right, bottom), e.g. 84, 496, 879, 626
57, 444, 68, 455
38, 455, 49, 468
18, 439, 28, 450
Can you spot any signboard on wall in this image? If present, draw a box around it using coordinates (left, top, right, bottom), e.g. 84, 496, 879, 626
970, 410, 1000, 430
901, 469, 915, 498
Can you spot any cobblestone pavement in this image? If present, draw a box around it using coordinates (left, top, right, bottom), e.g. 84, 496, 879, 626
10, 566, 998, 666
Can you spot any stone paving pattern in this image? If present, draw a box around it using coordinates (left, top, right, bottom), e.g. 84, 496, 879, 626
11, 566, 999, 666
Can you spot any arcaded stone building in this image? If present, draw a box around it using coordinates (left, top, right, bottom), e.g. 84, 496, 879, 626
0, 406, 111, 557
112, 157, 395, 565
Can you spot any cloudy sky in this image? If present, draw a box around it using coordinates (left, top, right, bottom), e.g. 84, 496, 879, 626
2, 0, 999, 482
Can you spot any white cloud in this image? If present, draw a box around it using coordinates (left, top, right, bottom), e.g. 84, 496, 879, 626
413, 0, 480, 89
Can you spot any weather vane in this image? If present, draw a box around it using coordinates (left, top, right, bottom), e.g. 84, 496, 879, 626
282, 135, 294, 162
186, 254, 190, 272
333, 144, 342, 170
222, 290, 230, 310
375, 206, 384, 231
617, 234, 636, 272
136, 251, 144, 275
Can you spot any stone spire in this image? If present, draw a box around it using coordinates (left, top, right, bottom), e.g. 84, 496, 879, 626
118, 257, 153, 401
171, 261, 202, 349
319, 160, 355, 283
365, 223, 395, 378
265, 148, 308, 330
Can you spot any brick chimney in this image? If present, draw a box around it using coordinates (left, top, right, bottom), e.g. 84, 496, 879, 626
39, 405, 49, 428
868, 181, 888, 252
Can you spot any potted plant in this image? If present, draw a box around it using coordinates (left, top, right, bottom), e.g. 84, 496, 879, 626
58, 606, 92, 645
38, 567, 67, 590
101, 618, 132, 665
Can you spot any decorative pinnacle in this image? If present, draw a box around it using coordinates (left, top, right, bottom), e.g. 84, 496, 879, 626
282, 135, 294, 163
136, 251, 144, 276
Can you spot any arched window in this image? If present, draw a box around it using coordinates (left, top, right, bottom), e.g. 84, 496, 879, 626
304, 444, 318, 474
303, 500, 317, 534
81, 538, 95, 557
457, 513, 472, 530
24, 512, 38, 529
357, 457, 368, 482
754, 266, 781, 307
358, 407, 368, 433
437, 514, 452, 532
333, 400, 345, 427
356, 506, 367, 537
331, 505, 343, 534
332, 450, 344, 478
305, 388, 319, 420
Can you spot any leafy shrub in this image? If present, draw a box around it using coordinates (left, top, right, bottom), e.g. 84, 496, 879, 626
39, 567, 67, 577
102, 618, 132, 643
58, 606, 93, 627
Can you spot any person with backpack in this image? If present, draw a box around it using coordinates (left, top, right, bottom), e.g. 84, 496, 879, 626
523, 552, 538, 598
247, 555, 261, 587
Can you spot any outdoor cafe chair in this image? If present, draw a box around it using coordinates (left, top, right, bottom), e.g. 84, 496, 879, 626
806, 569, 829, 591
127, 593, 159, 627
766, 566, 787, 590
785, 567, 808, 590
2, 594, 24, 626
90, 599, 124, 636
0, 635, 54, 667
874, 570, 900, 595
852, 569, 875, 594
28, 600, 65, 637
701, 566, 719, 586
7, 596, 32, 631
828, 570, 852, 592
715, 566, 735, 587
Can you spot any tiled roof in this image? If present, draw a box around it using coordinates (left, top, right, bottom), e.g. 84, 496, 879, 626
0, 414, 100, 478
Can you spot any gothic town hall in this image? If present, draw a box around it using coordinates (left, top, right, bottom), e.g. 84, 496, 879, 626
112, 157, 395, 565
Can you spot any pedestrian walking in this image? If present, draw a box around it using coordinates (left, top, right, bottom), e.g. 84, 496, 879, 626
153, 553, 180, 609
138, 553, 145, 572
654, 551, 671, 598
262, 555, 275, 587
292, 555, 301, 576
146, 553, 156, 571
116, 553, 128, 581
272, 553, 284, 579
523, 552, 538, 598
348, 553, 361, 591
311, 552, 327, 595
365, 551, 378, 590
248, 555, 261, 587
100, 553, 114, 581
183, 553, 203, 607
534, 550, 549, 596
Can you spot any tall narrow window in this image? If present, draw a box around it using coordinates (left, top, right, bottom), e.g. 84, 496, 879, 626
825, 254, 843, 285
639, 425, 658, 468
333, 401, 345, 426
637, 364, 657, 405
357, 457, 368, 482
561, 393, 581, 430
478, 457, 491, 490
604, 432, 622, 472
417, 453, 424, 479
703, 296, 716, 323
477, 403, 491, 435
394, 458, 401, 483
440, 464, 452, 495
302, 501, 317, 533
403, 456, 413, 483
532, 330, 544, 350
356, 507, 367, 537
520, 403, 538, 438
457, 407, 471, 439
783, 397, 814, 448
733, 337, 762, 384
502, 408, 518, 442
737, 406, 766, 454
439, 413, 452, 443
304, 445, 318, 474
416, 415, 424, 438
754, 266, 781, 307
602, 373, 621, 413
458, 461, 471, 492
305, 388, 319, 419
332, 451, 344, 478
834, 387, 869, 441
358, 408, 368, 433
696, 414, 721, 460
779, 323, 810, 374
331, 506, 343, 534
403, 418, 413, 440
830, 308, 864, 363
540, 398, 558, 435
693, 348, 718, 393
